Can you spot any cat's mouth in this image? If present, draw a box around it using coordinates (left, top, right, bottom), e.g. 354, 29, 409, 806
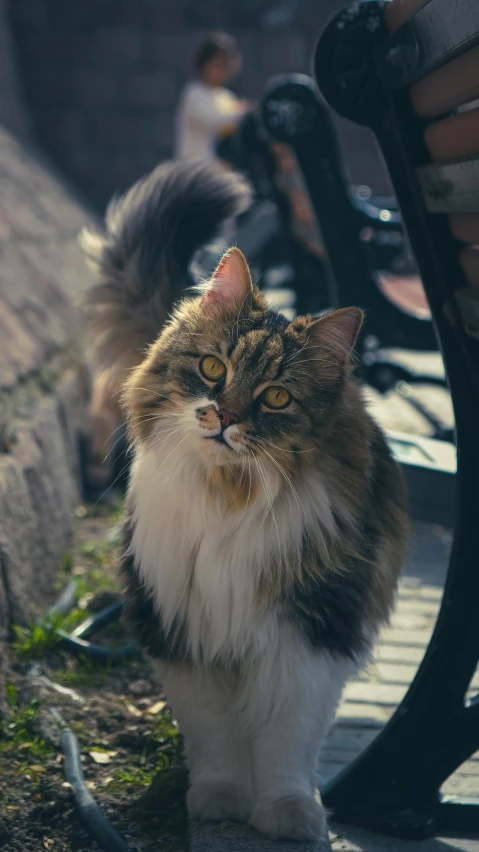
204, 432, 232, 449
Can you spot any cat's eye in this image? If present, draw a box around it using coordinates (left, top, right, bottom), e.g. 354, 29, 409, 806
262, 387, 292, 409
199, 355, 226, 382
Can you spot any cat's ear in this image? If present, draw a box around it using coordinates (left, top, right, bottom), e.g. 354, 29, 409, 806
200, 247, 253, 313
301, 308, 363, 378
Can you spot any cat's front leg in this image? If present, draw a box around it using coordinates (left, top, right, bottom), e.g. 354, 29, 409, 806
247, 643, 353, 841
156, 661, 253, 823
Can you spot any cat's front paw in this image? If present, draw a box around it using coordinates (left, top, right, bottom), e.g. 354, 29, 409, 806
251, 794, 327, 841
188, 781, 253, 823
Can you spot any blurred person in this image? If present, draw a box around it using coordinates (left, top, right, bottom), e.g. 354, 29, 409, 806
175, 31, 251, 161
271, 142, 326, 260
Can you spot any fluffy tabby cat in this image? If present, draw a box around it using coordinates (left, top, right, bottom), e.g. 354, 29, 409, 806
82, 160, 409, 841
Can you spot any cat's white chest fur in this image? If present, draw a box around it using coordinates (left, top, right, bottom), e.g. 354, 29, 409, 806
128, 444, 337, 665
129, 447, 278, 663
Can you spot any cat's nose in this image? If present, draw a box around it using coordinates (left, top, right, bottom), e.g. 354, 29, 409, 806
217, 409, 238, 430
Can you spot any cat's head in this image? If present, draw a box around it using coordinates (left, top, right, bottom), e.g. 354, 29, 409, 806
124, 248, 362, 480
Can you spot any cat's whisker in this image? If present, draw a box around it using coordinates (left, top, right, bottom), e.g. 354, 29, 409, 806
254, 455, 282, 554
287, 370, 325, 387
229, 456, 247, 501
149, 425, 187, 454
228, 457, 254, 536
94, 455, 134, 504
287, 358, 338, 368
232, 287, 256, 343
283, 334, 312, 364
128, 388, 179, 404
254, 440, 307, 521
255, 455, 273, 513
253, 435, 315, 455
101, 420, 129, 450
103, 430, 131, 462
126, 412, 172, 425
152, 430, 194, 475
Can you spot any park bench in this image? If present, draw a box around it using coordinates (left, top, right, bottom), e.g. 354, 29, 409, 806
218, 111, 333, 316
311, 0, 479, 838
260, 73, 454, 444
216, 87, 456, 523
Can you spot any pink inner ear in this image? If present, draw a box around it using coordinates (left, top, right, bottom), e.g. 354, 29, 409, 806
202, 248, 252, 308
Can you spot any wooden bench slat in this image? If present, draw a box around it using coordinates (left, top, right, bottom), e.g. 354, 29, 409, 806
380, 0, 479, 89
411, 45, 479, 118
449, 213, 479, 245
459, 246, 479, 290
425, 107, 479, 162
417, 157, 479, 213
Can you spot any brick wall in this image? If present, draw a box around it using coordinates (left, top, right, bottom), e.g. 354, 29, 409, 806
7, 0, 391, 213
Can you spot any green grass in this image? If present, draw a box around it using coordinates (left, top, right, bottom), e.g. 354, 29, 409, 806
81, 519, 122, 565
110, 765, 155, 789
147, 709, 180, 756
120, 766, 189, 843
12, 608, 85, 659
54, 656, 114, 688
61, 551, 73, 573
105, 709, 182, 797
0, 684, 53, 763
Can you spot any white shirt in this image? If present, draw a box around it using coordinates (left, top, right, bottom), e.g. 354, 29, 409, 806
174, 80, 242, 161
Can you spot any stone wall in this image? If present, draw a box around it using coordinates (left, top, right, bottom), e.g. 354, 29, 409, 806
0, 2, 94, 699
7, 0, 391, 212
0, 128, 95, 691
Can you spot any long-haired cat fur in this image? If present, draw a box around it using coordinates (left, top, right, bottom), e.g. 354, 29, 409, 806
81, 160, 251, 489
82, 159, 409, 841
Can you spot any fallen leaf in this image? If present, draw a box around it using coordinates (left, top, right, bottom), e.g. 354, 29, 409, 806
43, 839, 54, 849
32, 793, 41, 802
123, 699, 142, 717
72, 565, 86, 576
89, 751, 117, 764
29, 765, 46, 773
145, 700, 166, 716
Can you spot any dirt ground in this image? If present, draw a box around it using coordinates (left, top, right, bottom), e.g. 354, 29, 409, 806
0, 496, 189, 852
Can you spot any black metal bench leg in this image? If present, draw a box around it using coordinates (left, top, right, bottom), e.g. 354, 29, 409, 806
314, 2, 479, 838
322, 413, 479, 837
319, 217, 478, 840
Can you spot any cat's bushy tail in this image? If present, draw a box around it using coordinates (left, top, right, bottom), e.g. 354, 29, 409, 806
80, 159, 251, 377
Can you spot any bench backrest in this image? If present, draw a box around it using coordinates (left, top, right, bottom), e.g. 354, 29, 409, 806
261, 72, 437, 351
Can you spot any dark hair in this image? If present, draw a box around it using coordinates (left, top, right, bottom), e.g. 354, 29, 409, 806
195, 31, 239, 70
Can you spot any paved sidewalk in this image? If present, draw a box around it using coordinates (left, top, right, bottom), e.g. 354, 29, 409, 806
192, 822, 331, 852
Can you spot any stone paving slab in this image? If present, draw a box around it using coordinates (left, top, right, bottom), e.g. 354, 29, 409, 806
330, 827, 479, 851
192, 821, 332, 852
